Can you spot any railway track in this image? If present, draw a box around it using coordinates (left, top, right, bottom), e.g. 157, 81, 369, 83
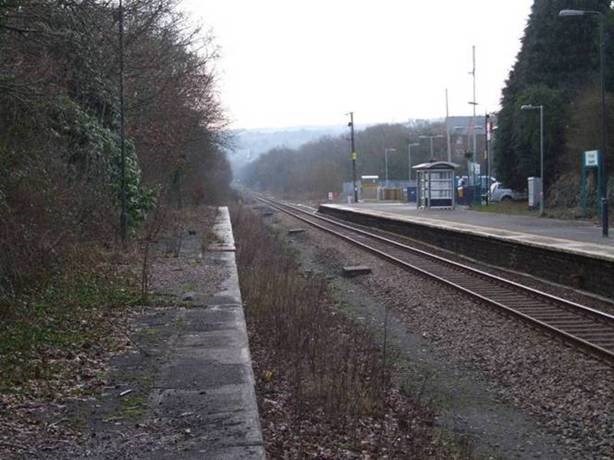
256, 196, 614, 364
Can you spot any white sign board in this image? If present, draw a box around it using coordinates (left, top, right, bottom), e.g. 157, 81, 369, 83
469, 161, 481, 175
585, 150, 599, 167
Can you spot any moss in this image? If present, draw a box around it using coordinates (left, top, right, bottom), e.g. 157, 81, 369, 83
0, 272, 139, 391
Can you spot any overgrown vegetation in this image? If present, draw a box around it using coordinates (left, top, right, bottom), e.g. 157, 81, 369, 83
232, 204, 449, 457
0, 0, 231, 417
0, 0, 231, 298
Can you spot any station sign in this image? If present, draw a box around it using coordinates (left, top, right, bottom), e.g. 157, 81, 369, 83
584, 150, 600, 167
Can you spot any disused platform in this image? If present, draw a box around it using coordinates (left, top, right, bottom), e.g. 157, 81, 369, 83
319, 203, 614, 298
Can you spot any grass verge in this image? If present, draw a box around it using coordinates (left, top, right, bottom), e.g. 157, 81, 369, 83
471, 200, 537, 215
0, 261, 139, 397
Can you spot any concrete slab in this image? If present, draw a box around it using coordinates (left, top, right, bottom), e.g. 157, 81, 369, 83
158, 352, 252, 391
180, 306, 244, 333
207, 251, 243, 305
175, 331, 250, 358
152, 444, 266, 460
343, 265, 372, 277
209, 207, 237, 252
153, 207, 263, 458
152, 385, 259, 416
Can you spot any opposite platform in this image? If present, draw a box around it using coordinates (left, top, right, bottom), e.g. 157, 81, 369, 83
319, 203, 614, 298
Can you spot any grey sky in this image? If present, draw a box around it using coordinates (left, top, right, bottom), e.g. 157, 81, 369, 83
181, 0, 534, 130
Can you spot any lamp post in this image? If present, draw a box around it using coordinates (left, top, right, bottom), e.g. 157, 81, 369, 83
559, 9, 608, 236
521, 104, 545, 217
419, 135, 444, 160
408, 142, 419, 181
384, 148, 396, 187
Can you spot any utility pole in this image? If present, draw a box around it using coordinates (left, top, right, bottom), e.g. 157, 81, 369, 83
408, 142, 419, 183
118, 0, 128, 243
348, 112, 358, 203
485, 112, 491, 204
469, 45, 478, 186
446, 89, 452, 162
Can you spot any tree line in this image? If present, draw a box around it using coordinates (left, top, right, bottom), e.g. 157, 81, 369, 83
0, 0, 231, 296
239, 121, 452, 198
494, 0, 614, 212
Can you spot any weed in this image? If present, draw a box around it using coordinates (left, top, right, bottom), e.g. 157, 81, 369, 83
231, 204, 389, 420
0, 269, 139, 393
118, 393, 149, 421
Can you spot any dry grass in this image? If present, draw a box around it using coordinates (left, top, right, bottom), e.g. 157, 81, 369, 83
232, 205, 387, 418
231, 204, 451, 457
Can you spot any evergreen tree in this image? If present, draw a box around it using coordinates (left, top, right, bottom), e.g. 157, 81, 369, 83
494, 0, 611, 191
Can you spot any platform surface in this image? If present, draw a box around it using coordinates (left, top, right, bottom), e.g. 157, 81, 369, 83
321, 202, 614, 262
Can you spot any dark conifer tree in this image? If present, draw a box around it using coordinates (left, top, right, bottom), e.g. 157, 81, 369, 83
494, 0, 611, 190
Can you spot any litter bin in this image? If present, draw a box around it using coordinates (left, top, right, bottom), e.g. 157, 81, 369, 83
457, 186, 475, 205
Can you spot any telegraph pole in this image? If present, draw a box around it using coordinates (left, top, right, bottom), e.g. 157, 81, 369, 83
348, 112, 358, 203
469, 46, 478, 187
471, 46, 477, 157
446, 89, 452, 162
485, 112, 491, 204
119, 0, 128, 243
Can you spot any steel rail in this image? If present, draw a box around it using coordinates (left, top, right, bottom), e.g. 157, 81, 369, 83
285, 201, 614, 322
256, 196, 614, 363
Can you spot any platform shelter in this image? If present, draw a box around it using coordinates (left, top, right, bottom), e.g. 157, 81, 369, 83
413, 161, 458, 209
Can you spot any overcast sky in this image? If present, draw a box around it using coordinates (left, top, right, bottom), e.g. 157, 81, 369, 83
181, 0, 534, 130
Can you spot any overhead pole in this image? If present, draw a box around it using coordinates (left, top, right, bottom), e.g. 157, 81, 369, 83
118, 0, 128, 243
471, 45, 477, 159
446, 89, 452, 162
468, 45, 479, 197
348, 112, 358, 203
485, 112, 491, 204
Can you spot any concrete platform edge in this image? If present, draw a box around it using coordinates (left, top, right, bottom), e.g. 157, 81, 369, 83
319, 204, 614, 298
321, 204, 614, 263
208, 206, 264, 458
162, 206, 264, 458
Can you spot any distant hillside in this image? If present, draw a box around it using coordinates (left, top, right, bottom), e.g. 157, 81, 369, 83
227, 125, 350, 171
228, 120, 437, 173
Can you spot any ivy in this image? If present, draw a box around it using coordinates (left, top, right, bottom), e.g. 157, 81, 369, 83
50, 96, 155, 229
